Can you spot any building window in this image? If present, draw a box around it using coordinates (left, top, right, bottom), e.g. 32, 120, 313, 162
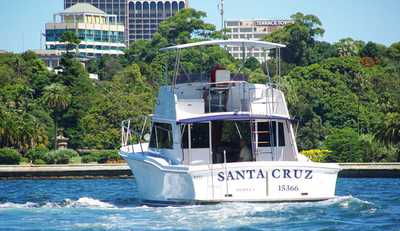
150, 2, 156, 17
178, 1, 185, 10
143, 2, 149, 18
157, 2, 164, 17
226, 21, 239, 27
172, 2, 178, 13
240, 27, 253, 33
165, 2, 171, 17
149, 122, 174, 149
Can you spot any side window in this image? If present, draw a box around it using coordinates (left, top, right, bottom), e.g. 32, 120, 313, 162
181, 125, 188, 149
191, 123, 209, 148
278, 122, 285, 146
149, 122, 173, 149
257, 121, 286, 147
181, 123, 210, 149
257, 121, 276, 147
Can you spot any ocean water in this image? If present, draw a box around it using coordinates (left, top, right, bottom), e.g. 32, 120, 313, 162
0, 178, 399, 231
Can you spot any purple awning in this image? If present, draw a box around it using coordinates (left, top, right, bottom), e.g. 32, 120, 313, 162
177, 113, 291, 124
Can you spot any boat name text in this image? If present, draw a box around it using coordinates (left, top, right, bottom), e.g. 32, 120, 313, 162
217, 169, 313, 181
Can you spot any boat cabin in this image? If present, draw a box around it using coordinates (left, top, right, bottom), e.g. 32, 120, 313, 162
123, 40, 299, 166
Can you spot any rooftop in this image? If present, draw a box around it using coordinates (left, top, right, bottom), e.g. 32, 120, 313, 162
61, 3, 106, 15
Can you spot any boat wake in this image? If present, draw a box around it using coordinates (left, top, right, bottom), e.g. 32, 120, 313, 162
0, 195, 372, 210
0, 197, 115, 209
0, 195, 379, 230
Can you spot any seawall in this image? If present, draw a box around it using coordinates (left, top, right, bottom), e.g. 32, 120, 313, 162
0, 163, 399, 179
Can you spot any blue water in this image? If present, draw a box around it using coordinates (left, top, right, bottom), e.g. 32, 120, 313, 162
0, 178, 399, 231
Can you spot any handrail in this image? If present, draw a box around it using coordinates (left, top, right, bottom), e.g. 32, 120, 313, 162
121, 116, 150, 152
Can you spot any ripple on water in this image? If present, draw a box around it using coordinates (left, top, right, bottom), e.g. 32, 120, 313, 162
0, 178, 399, 231
2, 195, 374, 230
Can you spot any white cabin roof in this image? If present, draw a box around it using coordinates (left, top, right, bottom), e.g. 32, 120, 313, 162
160, 39, 286, 51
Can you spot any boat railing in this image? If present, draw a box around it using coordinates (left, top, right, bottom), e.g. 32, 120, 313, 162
204, 82, 284, 115
175, 73, 248, 84
121, 116, 150, 153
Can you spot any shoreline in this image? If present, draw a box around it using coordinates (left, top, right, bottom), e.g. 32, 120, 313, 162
0, 163, 399, 179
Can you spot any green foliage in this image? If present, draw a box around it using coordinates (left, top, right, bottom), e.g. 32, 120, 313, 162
244, 57, 261, 71
0, 52, 52, 151
360, 41, 387, 59
81, 154, 98, 163
83, 150, 122, 164
323, 128, 364, 162
60, 31, 81, 53
0, 10, 399, 163
34, 159, 46, 165
26, 147, 49, 163
43, 149, 78, 164
0, 148, 22, 165
335, 38, 365, 57
301, 149, 330, 162
20, 157, 29, 164
264, 12, 325, 66
86, 56, 124, 81
157, 8, 217, 45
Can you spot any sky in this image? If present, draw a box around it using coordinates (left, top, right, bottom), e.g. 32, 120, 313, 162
0, 0, 399, 53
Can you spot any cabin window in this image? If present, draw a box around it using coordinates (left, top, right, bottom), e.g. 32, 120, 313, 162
181, 123, 209, 149
258, 121, 276, 147
149, 122, 173, 149
278, 122, 285, 146
257, 121, 286, 147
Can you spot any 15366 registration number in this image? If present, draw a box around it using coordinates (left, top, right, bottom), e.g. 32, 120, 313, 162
278, 185, 299, 192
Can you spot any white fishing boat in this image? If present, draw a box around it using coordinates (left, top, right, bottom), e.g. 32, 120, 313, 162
120, 39, 340, 205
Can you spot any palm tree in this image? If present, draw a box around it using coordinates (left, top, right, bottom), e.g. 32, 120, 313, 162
376, 113, 400, 161
42, 84, 71, 149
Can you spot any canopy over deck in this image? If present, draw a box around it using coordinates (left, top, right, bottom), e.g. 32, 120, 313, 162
175, 112, 292, 124
160, 39, 286, 51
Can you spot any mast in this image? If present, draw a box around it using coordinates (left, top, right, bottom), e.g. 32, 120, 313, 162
219, 0, 225, 34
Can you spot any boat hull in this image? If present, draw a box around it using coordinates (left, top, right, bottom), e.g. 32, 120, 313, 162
121, 152, 340, 204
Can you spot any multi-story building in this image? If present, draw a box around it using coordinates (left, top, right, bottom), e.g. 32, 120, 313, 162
225, 19, 293, 62
64, 0, 188, 43
45, 3, 125, 59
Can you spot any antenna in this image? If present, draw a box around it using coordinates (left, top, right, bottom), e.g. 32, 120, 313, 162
218, 0, 225, 32
40, 32, 43, 49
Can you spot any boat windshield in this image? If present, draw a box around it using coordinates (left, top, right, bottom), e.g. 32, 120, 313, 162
181, 120, 253, 163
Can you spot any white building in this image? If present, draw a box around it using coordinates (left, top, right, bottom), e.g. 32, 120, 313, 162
45, 3, 126, 59
225, 19, 293, 62
64, 0, 188, 43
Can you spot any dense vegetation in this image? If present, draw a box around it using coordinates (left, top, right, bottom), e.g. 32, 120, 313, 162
0, 9, 399, 163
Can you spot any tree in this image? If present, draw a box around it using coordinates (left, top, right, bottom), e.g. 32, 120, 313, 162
360, 41, 386, 59
244, 57, 261, 71
264, 12, 325, 66
86, 55, 124, 81
376, 113, 400, 161
334, 38, 364, 57
60, 31, 81, 54
157, 8, 217, 45
324, 127, 364, 162
42, 84, 71, 149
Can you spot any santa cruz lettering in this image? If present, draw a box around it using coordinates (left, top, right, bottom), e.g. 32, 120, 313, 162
272, 169, 313, 179
217, 169, 313, 181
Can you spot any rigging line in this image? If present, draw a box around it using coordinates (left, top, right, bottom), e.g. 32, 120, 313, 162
234, 122, 243, 139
